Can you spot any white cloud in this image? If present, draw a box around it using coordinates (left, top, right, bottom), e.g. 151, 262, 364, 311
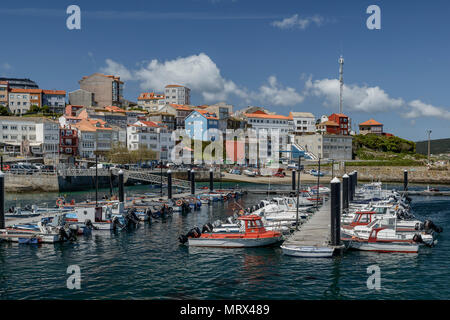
404, 100, 450, 120
1, 63, 12, 70
100, 59, 133, 81
251, 76, 304, 106
271, 14, 324, 30
305, 78, 404, 112
100, 53, 303, 106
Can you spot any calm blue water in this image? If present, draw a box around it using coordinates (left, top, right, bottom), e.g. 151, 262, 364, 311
0, 183, 449, 300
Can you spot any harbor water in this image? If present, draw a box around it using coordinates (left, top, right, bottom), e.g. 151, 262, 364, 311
1, 183, 449, 300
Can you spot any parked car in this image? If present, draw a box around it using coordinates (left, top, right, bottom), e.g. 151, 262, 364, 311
41, 165, 55, 172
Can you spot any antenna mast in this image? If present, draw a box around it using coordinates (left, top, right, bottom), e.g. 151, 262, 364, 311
339, 55, 344, 114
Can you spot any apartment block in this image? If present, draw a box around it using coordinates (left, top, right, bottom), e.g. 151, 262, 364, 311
127, 120, 174, 161
0, 116, 59, 156
79, 73, 124, 108
137, 92, 165, 112
0, 81, 8, 107
164, 85, 190, 105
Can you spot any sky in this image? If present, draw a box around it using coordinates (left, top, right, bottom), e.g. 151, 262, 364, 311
0, 0, 449, 141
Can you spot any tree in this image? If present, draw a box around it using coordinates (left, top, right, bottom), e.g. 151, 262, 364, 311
0, 105, 11, 116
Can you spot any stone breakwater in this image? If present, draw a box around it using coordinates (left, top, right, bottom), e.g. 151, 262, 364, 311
336, 166, 450, 185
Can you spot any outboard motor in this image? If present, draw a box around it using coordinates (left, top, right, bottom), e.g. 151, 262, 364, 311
424, 220, 443, 233
85, 219, 99, 231
202, 223, 213, 233
415, 222, 424, 231
146, 208, 152, 220
68, 224, 79, 241
413, 234, 423, 244
178, 234, 188, 244
113, 216, 124, 231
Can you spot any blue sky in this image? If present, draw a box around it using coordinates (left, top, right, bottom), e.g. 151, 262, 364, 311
0, 0, 449, 141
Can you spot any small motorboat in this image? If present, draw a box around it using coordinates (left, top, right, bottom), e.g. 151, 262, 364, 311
281, 245, 334, 258
179, 215, 283, 248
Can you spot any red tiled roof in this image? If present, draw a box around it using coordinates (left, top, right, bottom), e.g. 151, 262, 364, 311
318, 120, 339, 127
138, 92, 165, 100
165, 84, 183, 88
10, 88, 42, 94
43, 90, 66, 95
359, 119, 383, 126
197, 110, 218, 120
244, 112, 292, 120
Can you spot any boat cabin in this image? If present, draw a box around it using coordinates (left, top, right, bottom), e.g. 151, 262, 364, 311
237, 215, 266, 233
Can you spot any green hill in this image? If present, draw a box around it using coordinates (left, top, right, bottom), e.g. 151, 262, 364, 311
416, 138, 450, 155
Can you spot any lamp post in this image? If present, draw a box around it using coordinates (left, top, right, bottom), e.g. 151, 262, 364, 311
426, 130, 432, 165
159, 130, 162, 195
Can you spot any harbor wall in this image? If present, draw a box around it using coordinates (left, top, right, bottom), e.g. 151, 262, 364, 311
336, 166, 450, 184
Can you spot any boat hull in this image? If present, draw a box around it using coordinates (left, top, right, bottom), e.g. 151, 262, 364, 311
188, 236, 283, 248
281, 245, 334, 258
343, 239, 419, 253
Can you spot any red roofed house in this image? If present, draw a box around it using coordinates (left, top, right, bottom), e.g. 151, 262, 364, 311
328, 113, 350, 135
359, 119, 383, 135
127, 120, 174, 161
137, 92, 165, 112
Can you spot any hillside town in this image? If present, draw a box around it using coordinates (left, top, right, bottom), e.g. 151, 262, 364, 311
0, 74, 392, 165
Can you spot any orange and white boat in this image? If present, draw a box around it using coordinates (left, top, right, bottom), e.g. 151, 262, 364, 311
180, 215, 283, 248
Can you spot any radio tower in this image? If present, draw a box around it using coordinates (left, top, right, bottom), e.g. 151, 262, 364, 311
339, 55, 344, 114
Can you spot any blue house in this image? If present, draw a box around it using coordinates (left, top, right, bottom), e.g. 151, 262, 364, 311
185, 110, 220, 141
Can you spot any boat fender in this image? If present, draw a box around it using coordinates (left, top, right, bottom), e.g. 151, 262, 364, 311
176, 200, 183, 206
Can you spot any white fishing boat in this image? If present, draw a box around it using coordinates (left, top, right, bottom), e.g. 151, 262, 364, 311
281, 245, 334, 258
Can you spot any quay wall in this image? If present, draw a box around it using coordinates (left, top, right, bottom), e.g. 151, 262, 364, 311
5, 170, 219, 193
336, 166, 450, 184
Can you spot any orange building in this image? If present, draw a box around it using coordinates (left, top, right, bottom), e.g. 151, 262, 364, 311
359, 119, 383, 135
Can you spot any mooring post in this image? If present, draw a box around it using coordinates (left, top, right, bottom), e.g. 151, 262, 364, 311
118, 169, 124, 203
167, 169, 173, 200
292, 169, 296, 191
0, 171, 5, 229
0, 156, 3, 171
330, 177, 341, 246
95, 154, 98, 206
109, 168, 113, 197
191, 169, 195, 195
403, 170, 408, 191
316, 158, 321, 208
349, 172, 354, 202
187, 169, 191, 183
342, 173, 349, 211
209, 168, 214, 192
354, 171, 358, 188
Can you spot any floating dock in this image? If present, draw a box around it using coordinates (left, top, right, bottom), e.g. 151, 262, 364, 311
282, 199, 343, 255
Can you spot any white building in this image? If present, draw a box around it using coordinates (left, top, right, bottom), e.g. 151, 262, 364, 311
294, 134, 353, 160
290, 112, 316, 135
164, 85, 190, 105
73, 118, 123, 159
127, 120, 174, 161
0, 116, 59, 156
243, 110, 294, 162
